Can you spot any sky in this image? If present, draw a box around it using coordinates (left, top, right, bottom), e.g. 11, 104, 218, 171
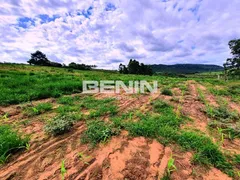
0, 0, 240, 69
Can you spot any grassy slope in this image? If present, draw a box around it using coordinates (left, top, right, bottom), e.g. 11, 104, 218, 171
0, 64, 186, 106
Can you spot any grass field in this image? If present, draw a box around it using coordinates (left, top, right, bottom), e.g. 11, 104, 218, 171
0, 64, 240, 179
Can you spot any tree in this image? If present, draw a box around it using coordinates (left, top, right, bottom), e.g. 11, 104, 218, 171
128, 59, 140, 74
119, 63, 128, 74
119, 59, 153, 75
27, 50, 51, 66
224, 39, 240, 78
68, 62, 95, 70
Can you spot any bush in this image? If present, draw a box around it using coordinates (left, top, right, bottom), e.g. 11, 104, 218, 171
0, 125, 29, 164
44, 115, 74, 136
161, 88, 173, 96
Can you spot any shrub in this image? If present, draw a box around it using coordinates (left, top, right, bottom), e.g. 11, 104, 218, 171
0, 125, 29, 164
161, 88, 173, 96
44, 115, 74, 136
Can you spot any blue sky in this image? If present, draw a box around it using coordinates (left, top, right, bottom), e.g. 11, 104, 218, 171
0, 0, 240, 69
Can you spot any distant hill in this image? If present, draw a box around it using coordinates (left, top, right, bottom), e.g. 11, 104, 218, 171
150, 64, 224, 74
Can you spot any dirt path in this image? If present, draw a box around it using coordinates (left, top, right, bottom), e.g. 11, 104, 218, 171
181, 81, 209, 132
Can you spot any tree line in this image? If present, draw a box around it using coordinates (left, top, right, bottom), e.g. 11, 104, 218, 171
119, 59, 153, 75
27, 50, 96, 70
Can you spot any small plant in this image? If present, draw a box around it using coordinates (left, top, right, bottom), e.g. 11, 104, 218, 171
44, 115, 74, 136
78, 152, 91, 164
167, 154, 177, 176
161, 88, 173, 96
26, 143, 30, 151
217, 127, 225, 145
60, 160, 67, 180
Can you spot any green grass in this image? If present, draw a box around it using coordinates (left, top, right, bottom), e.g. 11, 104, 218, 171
0, 64, 188, 106
161, 88, 173, 96
23, 102, 53, 117
0, 125, 29, 164
205, 105, 238, 122
81, 120, 120, 146
178, 131, 233, 175
44, 115, 74, 136
79, 97, 118, 118
205, 105, 240, 139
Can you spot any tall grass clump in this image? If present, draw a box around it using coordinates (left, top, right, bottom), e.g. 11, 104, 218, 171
81, 120, 120, 146
0, 125, 29, 164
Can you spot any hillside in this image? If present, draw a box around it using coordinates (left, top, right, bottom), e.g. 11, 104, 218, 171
0, 64, 240, 179
150, 64, 224, 74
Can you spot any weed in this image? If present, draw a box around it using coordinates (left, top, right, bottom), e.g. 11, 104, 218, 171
44, 115, 74, 136
177, 131, 233, 176
81, 120, 120, 146
0, 125, 29, 164
78, 152, 91, 164
167, 154, 177, 175
26, 143, 30, 151
60, 160, 67, 180
23, 103, 52, 117
161, 88, 173, 96
205, 105, 238, 122
57, 96, 74, 105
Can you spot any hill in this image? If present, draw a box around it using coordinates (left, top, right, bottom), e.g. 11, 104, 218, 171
150, 64, 224, 74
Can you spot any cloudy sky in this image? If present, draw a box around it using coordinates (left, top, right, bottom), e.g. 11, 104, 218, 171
1, 0, 240, 69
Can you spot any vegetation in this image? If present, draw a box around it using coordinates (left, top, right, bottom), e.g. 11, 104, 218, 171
27, 50, 96, 70
81, 120, 120, 146
119, 59, 153, 75
44, 115, 74, 136
23, 102, 53, 117
0, 63, 240, 178
151, 64, 223, 74
0, 125, 29, 164
224, 39, 240, 78
161, 88, 173, 96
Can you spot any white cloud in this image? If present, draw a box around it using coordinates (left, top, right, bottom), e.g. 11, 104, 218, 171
0, 0, 240, 69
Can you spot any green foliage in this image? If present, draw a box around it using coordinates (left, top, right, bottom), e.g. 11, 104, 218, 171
161, 88, 173, 96
126, 100, 181, 144
224, 39, 240, 77
23, 103, 53, 117
57, 96, 74, 105
0, 125, 29, 164
119, 59, 153, 75
44, 115, 74, 136
80, 97, 118, 118
81, 120, 120, 146
167, 154, 177, 175
205, 105, 238, 122
233, 154, 240, 166
177, 131, 233, 176
0, 64, 187, 106
60, 160, 67, 180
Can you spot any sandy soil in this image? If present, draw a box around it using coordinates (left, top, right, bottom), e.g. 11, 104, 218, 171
0, 84, 237, 180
